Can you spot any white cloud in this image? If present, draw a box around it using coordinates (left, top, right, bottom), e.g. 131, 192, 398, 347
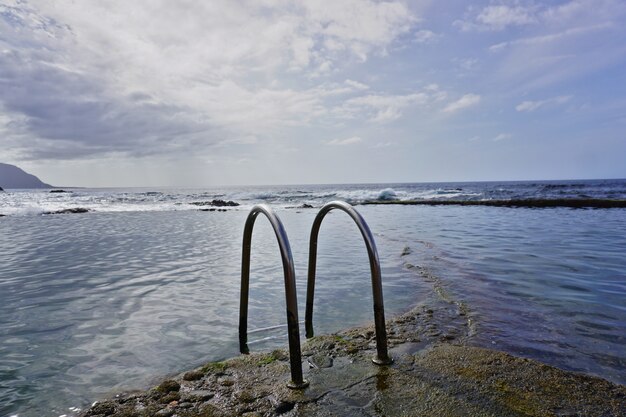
326, 136, 363, 146
443, 94, 481, 113
489, 23, 614, 52
344, 79, 369, 90
455, 5, 537, 31
0, 0, 419, 160
414, 29, 437, 44
516, 95, 572, 112
454, 57, 479, 71
338, 92, 431, 123
476, 5, 537, 30
493, 133, 512, 142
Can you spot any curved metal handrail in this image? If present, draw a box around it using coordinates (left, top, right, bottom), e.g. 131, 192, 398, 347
305, 201, 392, 365
239, 204, 309, 389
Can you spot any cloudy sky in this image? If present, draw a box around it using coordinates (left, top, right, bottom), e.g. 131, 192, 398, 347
1, 0, 625, 186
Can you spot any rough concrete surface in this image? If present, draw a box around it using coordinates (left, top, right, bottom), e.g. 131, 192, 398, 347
79, 302, 625, 417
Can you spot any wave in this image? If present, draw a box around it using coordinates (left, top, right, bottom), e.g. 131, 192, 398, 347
2, 181, 625, 216
377, 188, 398, 201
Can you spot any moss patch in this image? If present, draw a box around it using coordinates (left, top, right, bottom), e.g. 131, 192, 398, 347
200, 361, 228, 375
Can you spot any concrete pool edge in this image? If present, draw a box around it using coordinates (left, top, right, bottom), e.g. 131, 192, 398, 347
78, 304, 625, 416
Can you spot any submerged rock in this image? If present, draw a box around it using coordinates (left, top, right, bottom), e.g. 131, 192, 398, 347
190, 199, 239, 207
43, 208, 90, 214
49, 189, 70, 193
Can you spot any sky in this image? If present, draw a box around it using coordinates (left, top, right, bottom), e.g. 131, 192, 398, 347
1, 0, 625, 187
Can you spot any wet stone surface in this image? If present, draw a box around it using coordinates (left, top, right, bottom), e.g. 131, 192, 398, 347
79, 304, 625, 416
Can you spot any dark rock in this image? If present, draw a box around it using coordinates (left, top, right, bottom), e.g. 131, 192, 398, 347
219, 378, 234, 386
183, 370, 204, 381
155, 408, 174, 417
274, 400, 295, 414
235, 389, 256, 403
43, 208, 90, 214
199, 208, 230, 212
0, 214, 5, 217
181, 390, 214, 402
50, 189, 69, 193
300, 203, 314, 208
159, 392, 180, 404
211, 199, 239, 207
89, 401, 115, 415
156, 379, 180, 394
0, 186, 3, 191
190, 199, 239, 207
307, 353, 333, 369
362, 198, 626, 209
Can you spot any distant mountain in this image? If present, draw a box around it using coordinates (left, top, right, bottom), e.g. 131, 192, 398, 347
0, 163, 53, 189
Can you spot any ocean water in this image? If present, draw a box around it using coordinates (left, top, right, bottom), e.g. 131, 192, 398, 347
0, 180, 625, 416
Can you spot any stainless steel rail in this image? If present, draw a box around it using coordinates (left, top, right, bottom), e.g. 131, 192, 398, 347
305, 201, 392, 365
239, 204, 309, 389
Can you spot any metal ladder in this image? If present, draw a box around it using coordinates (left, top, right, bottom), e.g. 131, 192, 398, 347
239, 201, 391, 390
239, 204, 308, 389
305, 201, 392, 366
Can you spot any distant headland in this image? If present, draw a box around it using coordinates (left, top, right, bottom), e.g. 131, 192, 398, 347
0, 163, 53, 189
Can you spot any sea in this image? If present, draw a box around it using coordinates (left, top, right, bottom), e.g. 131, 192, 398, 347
1, 179, 625, 417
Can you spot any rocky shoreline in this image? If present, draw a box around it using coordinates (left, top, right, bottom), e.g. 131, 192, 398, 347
79, 300, 625, 417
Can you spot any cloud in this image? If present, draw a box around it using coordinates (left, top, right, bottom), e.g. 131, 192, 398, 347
516, 95, 572, 112
454, 57, 480, 72
344, 79, 369, 90
0, 44, 211, 160
493, 133, 512, 142
476, 5, 537, 30
338, 92, 431, 123
455, 5, 537, 31
484, 0, 626, 91
335, 83, 457, 123
489, 23, 614, 52
326, 136, 363, 146
443, 94, 481, 113
414, 29, 437, 44
0, 0, 419, 160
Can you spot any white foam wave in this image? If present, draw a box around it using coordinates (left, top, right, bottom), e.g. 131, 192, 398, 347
0, 186, 487, 217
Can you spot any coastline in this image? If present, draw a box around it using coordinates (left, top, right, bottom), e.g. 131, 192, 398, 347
78, 302, 626, 417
